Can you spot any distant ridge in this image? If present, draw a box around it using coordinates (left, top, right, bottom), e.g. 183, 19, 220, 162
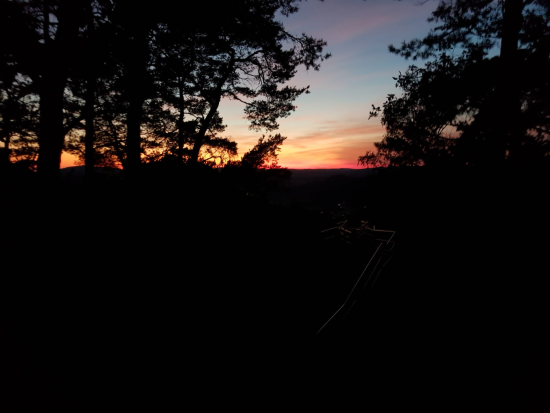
288, 168, 375, 186
60, 166, 121, 183
59, 166, 375, 185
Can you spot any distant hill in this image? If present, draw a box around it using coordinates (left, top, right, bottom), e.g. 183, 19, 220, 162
287, 168, 376, 187
60, 166, 121, 183
59, 166, 376, 186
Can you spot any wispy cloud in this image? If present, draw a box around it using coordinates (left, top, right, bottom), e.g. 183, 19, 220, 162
283, 0, 436, 47
277, 118, 384, 168
208, 1, 437, 169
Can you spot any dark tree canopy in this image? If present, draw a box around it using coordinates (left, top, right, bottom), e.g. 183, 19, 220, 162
360, 0, 550, 168
240, 134, 287, 169
0, 0, 329, 180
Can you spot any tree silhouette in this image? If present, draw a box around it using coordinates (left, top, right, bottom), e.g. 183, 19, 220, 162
361, 0, 550, 168
0, 61, 39, 171
241, 134, 287, 169
225, 133, 291, 196
152, 1, 330, 165
91, 0, 329, 175
0, 0, 89, 181
1, 0, 329, 179
361, 50, 497, 167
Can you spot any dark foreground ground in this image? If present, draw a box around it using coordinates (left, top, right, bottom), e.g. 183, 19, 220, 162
2, 165, 549, 411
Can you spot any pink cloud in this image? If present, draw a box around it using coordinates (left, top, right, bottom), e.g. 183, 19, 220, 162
283, 0, 434, 46
225, 116, 385, 169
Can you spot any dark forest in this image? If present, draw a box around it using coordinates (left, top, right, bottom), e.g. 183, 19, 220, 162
1, 0, 549, 411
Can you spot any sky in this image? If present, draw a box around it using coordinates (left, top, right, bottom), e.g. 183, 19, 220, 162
217, 0, 440, 169
60, 0, 441, 169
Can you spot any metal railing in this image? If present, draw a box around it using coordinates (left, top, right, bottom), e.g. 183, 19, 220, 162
316, 220, 395, 337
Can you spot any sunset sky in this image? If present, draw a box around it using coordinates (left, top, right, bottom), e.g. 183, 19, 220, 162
219, 0, 440, 169
60, 0, 440, 169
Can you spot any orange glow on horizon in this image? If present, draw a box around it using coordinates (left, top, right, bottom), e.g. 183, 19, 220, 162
60, 152, 79, 169
59, 127, 380, 170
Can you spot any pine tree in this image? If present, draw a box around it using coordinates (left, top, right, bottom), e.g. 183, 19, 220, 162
361, 0, 550, 167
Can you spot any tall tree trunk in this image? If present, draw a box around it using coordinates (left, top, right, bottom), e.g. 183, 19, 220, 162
0, 136, 10, 173
37, 78, 65, 180
1, 108, 11, 165
84, 1, 96, 181
125, 89, 144, 176
124, 30, 148, 177
177, 81, 185, 162
84, 77, 96, 179
189, 98, 220, 164
36, 0, 83, 182
497, 0, 524, 164
189, 59, 234, 164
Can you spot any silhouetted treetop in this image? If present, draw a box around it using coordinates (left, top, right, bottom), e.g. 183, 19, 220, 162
0, 0, 330, 179
361, 0, 550, 168
241, 134, 287, 169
